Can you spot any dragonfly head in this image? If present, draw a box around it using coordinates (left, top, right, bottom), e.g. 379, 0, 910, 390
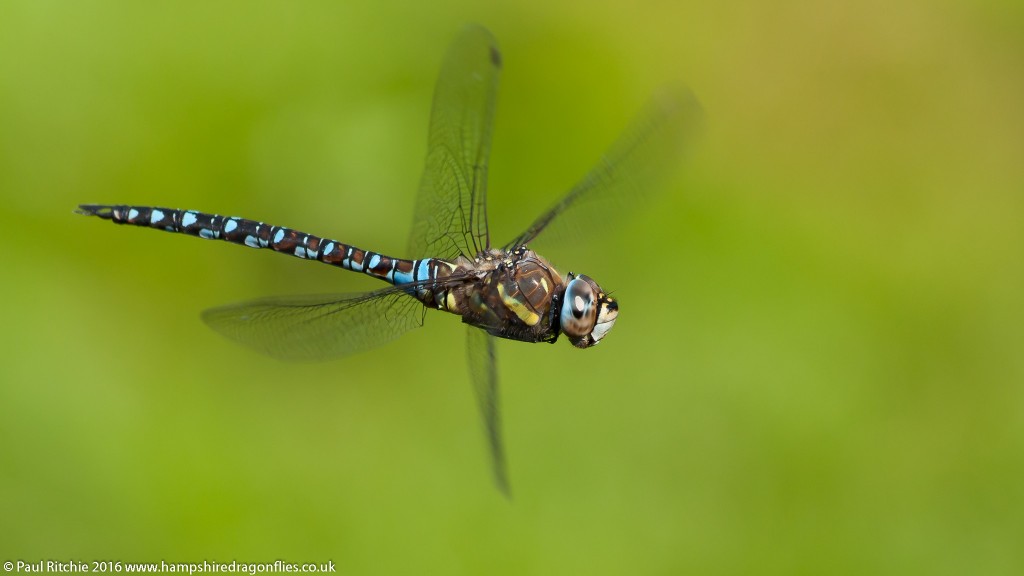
560, 273, 619, 348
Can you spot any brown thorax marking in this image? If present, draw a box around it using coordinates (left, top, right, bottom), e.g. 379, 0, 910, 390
439, 247, 566, 343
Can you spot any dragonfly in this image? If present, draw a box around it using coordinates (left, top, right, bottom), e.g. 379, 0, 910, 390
78, 25, 701, 495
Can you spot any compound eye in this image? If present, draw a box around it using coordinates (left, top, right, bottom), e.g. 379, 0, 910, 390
560, 277, 597, 340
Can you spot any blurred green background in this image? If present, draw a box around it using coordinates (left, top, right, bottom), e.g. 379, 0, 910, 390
1, 0, 1022, 573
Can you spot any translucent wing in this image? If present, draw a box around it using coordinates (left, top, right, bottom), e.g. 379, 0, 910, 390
506, 89, 704, 253
201, 286, 428, 363
407, 25, 501, 260
467, 325, 509, 497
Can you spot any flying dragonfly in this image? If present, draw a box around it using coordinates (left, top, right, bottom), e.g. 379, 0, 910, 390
78, 25, 701, 495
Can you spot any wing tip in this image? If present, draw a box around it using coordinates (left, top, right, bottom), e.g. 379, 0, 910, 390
648, 85, 705, 132
458, 23, 502, 69
495, 473, 513, 500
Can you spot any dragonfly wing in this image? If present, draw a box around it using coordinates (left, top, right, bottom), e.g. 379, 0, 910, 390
467, 325, 510, 496
407, 25, 501, 260
201, 286, 426, 363
507, 89, 704, 253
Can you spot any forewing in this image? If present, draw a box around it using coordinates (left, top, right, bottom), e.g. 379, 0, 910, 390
507, 89, 703, 253
466, 326, 510, 496
201, 287, 426, 363
407, 25, 501, 260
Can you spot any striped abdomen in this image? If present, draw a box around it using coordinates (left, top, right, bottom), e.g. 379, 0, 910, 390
76, 204, 457, 289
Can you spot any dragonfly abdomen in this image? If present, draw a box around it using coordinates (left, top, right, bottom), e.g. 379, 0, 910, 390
76, 204, 439, 287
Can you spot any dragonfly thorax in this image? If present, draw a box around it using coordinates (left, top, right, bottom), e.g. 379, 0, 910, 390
459, 248, 617, 348
457, 247, 562, 342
